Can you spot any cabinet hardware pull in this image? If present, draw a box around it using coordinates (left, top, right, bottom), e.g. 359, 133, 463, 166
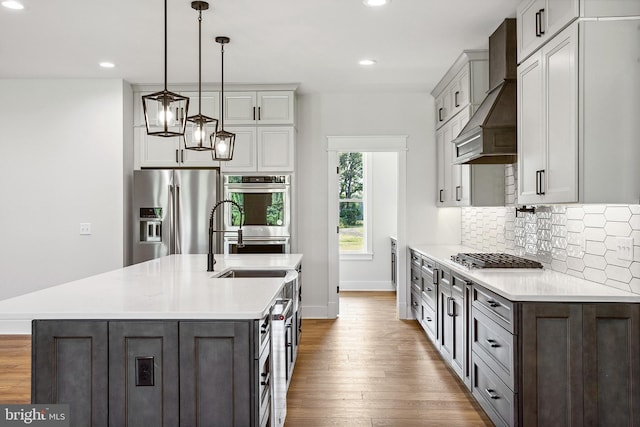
426, 287, 433, 292
413, 301, 418, 307
487, 300, 500, 308
258, 106, 261, 120
252, 106, 256, 120
438, 108, 443, 121
485, 388, 500, 400
539, 8, 545, 35
539, 169, 545, 195
432, 269, 439, 285
535, 170, 539, 195
486, 339, 500, 348
175, 149, 179, 164
439, 189, 444, 203
456, 185, 461, 201
426, 317, 432, 322
535, 11, 541, 37
261, 372, 270, 386
180, 149, 184, 163
454, 91, 460, 108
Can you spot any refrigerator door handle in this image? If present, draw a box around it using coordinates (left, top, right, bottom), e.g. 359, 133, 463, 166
174, 185, 181, 254
169, 184, 176, 254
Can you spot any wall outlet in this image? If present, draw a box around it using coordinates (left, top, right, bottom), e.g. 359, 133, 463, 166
616, 237, 634, 261
79, 223, 91, 235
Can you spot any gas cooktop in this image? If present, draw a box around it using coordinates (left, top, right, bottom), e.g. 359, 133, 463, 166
451, 253, 543, 269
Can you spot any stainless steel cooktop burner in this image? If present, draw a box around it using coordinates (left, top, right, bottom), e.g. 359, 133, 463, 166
451, 253, 543, 269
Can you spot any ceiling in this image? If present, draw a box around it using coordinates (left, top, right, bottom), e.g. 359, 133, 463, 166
0, 0, 519, 94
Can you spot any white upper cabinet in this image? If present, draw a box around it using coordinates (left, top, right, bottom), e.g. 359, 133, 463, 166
517, 0, 579, 64
220, 126, 294, 173
518, 24, 578, 205
517, 17, 640, 204
183, 91, 220, 122
432, 51, 488, 130
223, 91, 294, 125
136, 128, 221, 169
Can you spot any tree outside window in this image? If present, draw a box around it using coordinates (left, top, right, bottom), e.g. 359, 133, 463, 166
339, 152, 366, 252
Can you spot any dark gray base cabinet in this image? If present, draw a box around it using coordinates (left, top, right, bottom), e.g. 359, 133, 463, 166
521, 303, 640, 427
33, 319, 261, 427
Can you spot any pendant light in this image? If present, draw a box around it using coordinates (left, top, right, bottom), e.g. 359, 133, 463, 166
184, 1, 218, 151
211, 36, 236, 161
142, 0, 189, 137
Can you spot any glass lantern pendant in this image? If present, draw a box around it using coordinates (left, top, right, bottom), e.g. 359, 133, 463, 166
212, 36, 236, 161
184, 1, 218, 151
142, 0, 189, 137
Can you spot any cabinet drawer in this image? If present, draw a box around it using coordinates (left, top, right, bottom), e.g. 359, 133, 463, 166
421, 277, 437, 310
410, 267, 422, 293
410, 291, 421, 319
471, 354, 515, 427
421, 301, 437, 343
472, 309, 517, 390
421, 256, 437, 276
255, 314, 271, 355
410, 251, 422, 268
472, 285, 516, 333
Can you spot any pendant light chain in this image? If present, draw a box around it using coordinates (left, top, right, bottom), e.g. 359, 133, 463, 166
220, 42, 225, 129
163, 0, 168, 92
198, 7, 202, 115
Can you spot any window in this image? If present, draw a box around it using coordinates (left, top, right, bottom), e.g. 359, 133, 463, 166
339, 152, 372, 258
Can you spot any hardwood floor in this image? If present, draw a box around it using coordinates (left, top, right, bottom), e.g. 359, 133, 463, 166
0, 292, 492, 426
0, 334, 31, 404
285, 291, 492, 427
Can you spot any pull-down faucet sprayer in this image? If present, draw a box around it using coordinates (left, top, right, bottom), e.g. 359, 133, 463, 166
208, 199, 244, 271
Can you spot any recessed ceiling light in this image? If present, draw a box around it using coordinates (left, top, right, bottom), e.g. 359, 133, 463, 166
99, 62, 115, 68
359, 59, 377, 66
363, 0, 390, 7
1, 1, 25, 10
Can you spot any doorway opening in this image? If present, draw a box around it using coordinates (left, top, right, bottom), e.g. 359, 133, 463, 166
327, 136, 408, 319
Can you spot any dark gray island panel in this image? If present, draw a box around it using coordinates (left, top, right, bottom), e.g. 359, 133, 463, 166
179, 321, 252, 427
108, 321, 180, 427
32, 320, 108, 427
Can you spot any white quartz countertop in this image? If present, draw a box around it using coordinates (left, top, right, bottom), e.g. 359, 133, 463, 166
410, 245, 640, 303
0, 254, 303, 333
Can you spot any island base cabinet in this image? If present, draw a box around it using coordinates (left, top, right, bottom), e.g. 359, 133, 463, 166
179, 321, 252, 427
109, 322, 180, 427
33, 320, 260, 427
32, 321, 109, 427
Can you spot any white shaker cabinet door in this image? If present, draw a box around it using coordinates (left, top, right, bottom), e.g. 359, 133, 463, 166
517, 51, 545, 204
257, 92, 294, 125
223, 92, 257, 125
257, 127, 294, 172
220, 127, 258, 172
137, 128, 180, 168
543, 23, 578, 203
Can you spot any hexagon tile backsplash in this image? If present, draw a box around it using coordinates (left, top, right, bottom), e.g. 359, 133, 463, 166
461, 166, 640, 294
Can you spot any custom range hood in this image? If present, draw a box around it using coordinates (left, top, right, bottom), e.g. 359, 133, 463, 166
453, 19, 517, 165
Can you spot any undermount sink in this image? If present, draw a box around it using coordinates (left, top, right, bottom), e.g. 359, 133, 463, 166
217, 269, 290, 278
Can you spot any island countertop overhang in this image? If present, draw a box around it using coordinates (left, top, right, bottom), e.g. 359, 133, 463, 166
0, 254, 303, 333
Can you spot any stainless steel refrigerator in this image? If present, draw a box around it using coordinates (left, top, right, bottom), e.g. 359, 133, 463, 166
132, 169, 220, 264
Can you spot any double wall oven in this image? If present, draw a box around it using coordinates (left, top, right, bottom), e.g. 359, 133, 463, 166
223, 175, 291, 254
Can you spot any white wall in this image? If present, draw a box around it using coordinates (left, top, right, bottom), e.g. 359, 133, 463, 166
296, 92, 461, 317
340, 152, 398, 290
0, 79, 129, 300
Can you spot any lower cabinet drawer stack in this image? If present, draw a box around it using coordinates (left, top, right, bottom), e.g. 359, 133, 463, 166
470, 286, 517, 427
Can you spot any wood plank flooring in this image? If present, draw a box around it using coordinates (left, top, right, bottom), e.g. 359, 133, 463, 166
0, 334, 31, 404
0, 292, 492, 426
285, 291, 492, 427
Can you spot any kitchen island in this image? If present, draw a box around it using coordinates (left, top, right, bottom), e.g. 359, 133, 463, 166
0, 254, 303, 427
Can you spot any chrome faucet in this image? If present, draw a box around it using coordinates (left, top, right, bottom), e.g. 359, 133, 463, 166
208, 199, 244, 271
